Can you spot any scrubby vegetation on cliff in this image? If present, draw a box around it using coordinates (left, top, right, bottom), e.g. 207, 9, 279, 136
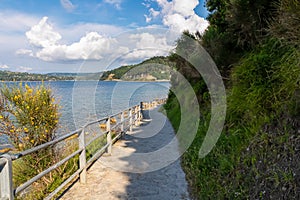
165, 0, 299, 199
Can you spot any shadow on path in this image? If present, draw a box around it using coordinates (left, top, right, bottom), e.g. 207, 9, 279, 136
59, 106, 190, 200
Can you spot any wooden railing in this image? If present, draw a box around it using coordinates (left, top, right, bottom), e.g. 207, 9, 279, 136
0, 98, 166, 200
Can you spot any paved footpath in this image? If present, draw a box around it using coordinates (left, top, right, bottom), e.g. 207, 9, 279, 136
59, 106, 190, 200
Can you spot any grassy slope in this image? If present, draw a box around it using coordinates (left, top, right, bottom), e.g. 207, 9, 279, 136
164, 35, 300, 200
164, 0, 300, 198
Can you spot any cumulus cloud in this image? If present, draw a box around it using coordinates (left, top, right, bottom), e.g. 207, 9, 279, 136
59, 23, 125, 42
0, 64, 9, 69
151, 0, 209, 34
144, 15, 152, 23
22, 17, 177, 64
22, 17, 126, 61
16, 66, 32, 72
36, 32, 128, 61
144, 8, 160, 23
60, 0, 77, 12
104, 0, 123, 10
130, 32, 168, 49
16, 49, 33, 56
24, 17, 129, 62
26, 17, 62, 48
150, 8, 160, 18
122, 32, 174, 61
142, 2, 151, 8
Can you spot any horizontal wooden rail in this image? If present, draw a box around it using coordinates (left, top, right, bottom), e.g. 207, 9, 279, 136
0, 98, 167, 200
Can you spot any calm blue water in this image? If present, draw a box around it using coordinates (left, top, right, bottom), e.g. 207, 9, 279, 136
0, 81, 170, 145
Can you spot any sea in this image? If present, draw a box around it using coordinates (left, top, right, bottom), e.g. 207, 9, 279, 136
0, 81, 170, 147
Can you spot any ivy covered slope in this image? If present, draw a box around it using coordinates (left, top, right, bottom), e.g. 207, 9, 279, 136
165, 0, 299, 199
100, 56, 173, 81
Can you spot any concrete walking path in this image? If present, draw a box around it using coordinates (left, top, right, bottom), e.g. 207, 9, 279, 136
59, 106, 190, 200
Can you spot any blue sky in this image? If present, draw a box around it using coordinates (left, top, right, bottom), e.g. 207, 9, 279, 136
0, 0, 209, 73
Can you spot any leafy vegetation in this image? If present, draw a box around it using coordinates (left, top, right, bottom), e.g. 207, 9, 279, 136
165, 0, 300, 199
0, 83, 123, 199
0, 83, 59, 150
101, 56, 173, 81
0, 84, 79, 199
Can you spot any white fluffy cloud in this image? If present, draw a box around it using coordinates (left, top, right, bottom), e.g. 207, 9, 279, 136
26, 17, 62, 48
145, 8, 161, 23
150, 8, 160, 18
131, 32, 168, 49
0, 64, 9, 69
150, 0, 209, 34
59, 23, 125, 42
22, 17, 176, 63
123, 32, 174, 61
23, 17, 129, 62
36, 32, 128, 61
16, 49, 33, 56
60, 0, 77, 12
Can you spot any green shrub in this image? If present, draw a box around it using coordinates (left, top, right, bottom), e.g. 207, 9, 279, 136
0, 83, 59, 149
0, 83, 78, 199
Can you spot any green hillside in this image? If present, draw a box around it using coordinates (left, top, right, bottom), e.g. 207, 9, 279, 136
164, 0, 299, 199
0, 70, 74, 81
100, 56, 173, 81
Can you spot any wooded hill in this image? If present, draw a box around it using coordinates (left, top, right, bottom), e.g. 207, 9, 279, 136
0, 71, 105, 81
100, 56, 173, 81
0, 70, 74, 81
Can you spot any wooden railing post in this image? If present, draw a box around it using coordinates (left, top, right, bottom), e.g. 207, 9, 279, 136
129, 108, 133, 132
106, 117, 112, 155
0, 155, 13, 200
78, 129, 87, 184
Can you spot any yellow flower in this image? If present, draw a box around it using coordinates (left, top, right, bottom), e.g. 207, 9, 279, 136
26, 105, 30, 109
14, 95, 18, 101
0, 115, 3, 119
27, 88, 33, 93
25, 84, 30, 90
30, 139, 34, 144
18, 143, 23, 149
24, 127, 29, 132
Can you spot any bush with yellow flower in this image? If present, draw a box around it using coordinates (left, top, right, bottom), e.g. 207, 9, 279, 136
0, 83, 59, 150
0, 83, 65, 199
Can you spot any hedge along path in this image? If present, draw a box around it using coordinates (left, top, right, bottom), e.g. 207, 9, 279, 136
59, 106, 190, 200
